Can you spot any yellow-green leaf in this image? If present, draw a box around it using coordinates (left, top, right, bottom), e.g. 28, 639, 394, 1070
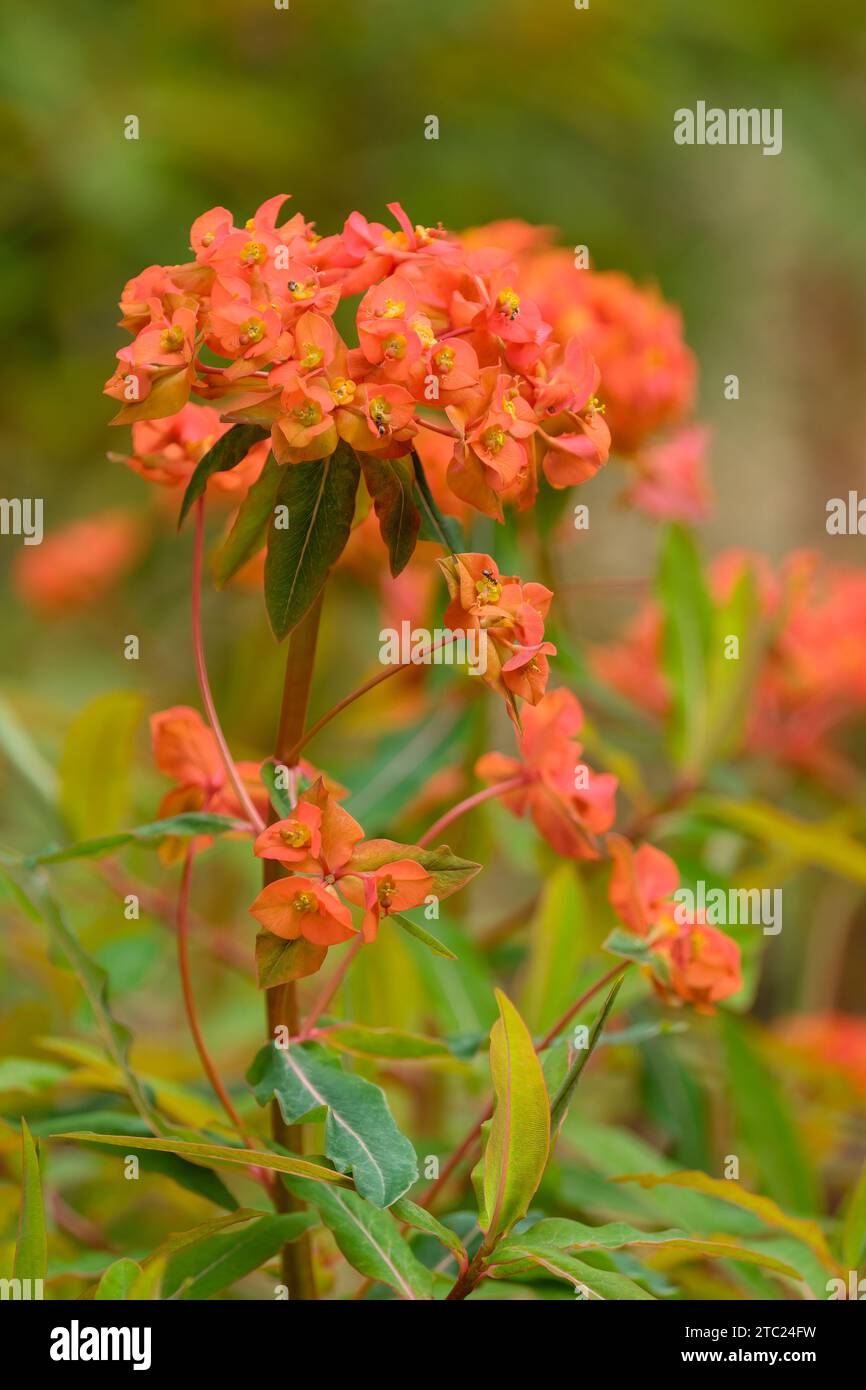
60, 691, 144, 839
13, 1119, 46, 1284
615, 1172, 837, 1272
52, 1132, 351, 1186
476, 990, 550, 1247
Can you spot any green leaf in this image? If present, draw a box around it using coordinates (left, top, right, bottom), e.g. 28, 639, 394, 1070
259, 762, 293, 820
391, 1197, 469, 1268
490, 1244, 655, 1299
695, 796, 866, 887
95, 1258, 141, 1300
179, 423, 268, 526
10, 882, 163, 1132
721, 1014, 818, 1213
164, 1213, 316, 1300
704, 564, 764, 762
320, 1024, 451, 1062
248, 1041, 418, 1207
214, 451, 283, 585
348, 839, 481, 900
520, 866, 591, 1033
0, 695, 59, 806
264, 444, 360, 639
287, 1176, 434, 1299
22, 811, 241, 867
52, 1131, 350, 1186
411, 449, 461, 553
550, 977, 624, 1133
389, 911, 458, 960
254, 930, 327, 988
475, 990, 550, 1246
843, 1159, 866, 1270
656, 523, 712, 773
38, 1110, 238, 1209
13, 1119, 47, 1284
59, 691, 144, 840
603, 928, 655, 965
361, 454, 421, 576
615, 1171, 836, 1272
497, 1218, 802, 1281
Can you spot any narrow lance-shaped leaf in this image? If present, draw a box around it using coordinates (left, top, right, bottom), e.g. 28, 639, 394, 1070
615, 1171, 838, 1272
489, 1244, 655, 1300
391, 1197, 468, 1271
550, 976, 624, 1133
214, 451, 283, 586
13, 1119, 47, 1285
843, 1160, 866, 1272
656, 522, 712, 773
264, 444, 360, 639
52, 1131, 351, 1187
361, 454, 421, 576
474, 990, 550, 1248
8, 881, 164, 1133
164, 1213, 317, 1300
411, 449, 461, 553
390, 911, 457, 960
95, 1258, 140, 1300
179, 423, 268, 526
287, 1176, 435, 1300
248, 1041, 418, 1207
21, 811, 243, 868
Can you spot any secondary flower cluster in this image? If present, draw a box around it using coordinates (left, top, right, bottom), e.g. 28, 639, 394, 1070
592, 549, 866, 778
105, 196, 621, 518
607, 836, 742, 1012
438, 551, 556, 706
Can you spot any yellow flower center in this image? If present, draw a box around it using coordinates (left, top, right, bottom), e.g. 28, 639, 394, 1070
330, 377, 356, 405
482, 426, 506, 455
370, 395, 392, 433
377, 875, 397, 907
475, 574, 502, 604
383, 333, 407, 360
201, 231, 215, 248
300, 343, 324, 370
239, 317, 266, 346
241, 240, 267, 265
287, 279, 315, 301
279, 822, 312, 849
292, 891, 317, 913
497, 287, 521, 319
378, 297, 406, 319
433, 347, 455, 374
159, 324, 186, 352
244, 218, 256, 231
293, 401, 322, 428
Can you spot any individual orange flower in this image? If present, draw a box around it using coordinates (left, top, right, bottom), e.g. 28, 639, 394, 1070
252, 802, 323, 867
652, 922, 742, 1015
248, 876, 357, 946
115, 402, 267, 496
340, 859, 433, 943
13, 510, 143, 616
476, 687, 617, 858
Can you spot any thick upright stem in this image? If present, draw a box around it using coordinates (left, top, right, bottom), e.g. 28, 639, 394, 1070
266, 591, 324, 1301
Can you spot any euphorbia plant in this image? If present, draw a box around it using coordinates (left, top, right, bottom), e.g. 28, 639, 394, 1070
99, 193, 752, 1297
11, 194, 865, 1304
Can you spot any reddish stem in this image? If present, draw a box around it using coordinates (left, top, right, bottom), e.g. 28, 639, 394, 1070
175, 851, 260, 1155
417, 775, 527, 848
